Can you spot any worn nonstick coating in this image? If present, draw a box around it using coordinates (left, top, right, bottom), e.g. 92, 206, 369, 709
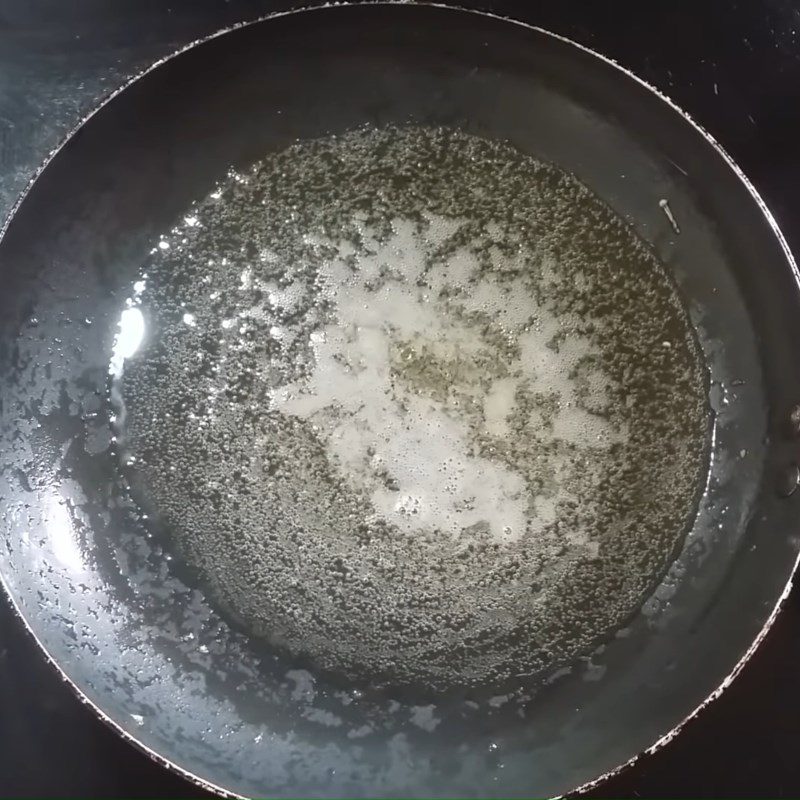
0, 4, 799, 798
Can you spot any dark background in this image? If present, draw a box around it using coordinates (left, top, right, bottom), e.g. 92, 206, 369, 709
1, 1, 799, 796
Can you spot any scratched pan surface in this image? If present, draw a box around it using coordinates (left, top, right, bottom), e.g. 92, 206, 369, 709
0, 4, 799, 798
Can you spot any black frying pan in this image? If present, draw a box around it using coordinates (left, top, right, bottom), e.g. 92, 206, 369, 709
1, 4, 799, 797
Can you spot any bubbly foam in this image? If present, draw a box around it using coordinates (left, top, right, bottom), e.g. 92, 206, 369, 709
117, 126, 709, 689
269, 218, 625, 543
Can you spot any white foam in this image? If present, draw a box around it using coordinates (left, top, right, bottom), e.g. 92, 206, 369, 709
483, 377, 518, 438
517, 324, 624, 449
270, 215, 625, 545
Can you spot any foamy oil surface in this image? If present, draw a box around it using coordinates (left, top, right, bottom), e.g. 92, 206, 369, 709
114, 126, 709, 689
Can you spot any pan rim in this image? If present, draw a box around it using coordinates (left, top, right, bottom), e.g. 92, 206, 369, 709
0, 2, 797, 797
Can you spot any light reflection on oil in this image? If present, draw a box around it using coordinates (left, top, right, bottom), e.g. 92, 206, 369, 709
45, 493, 83, 572
109, 307, 145, 378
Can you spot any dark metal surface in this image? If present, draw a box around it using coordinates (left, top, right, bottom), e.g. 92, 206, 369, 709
1, 1, 800, 797
4, 584, 800, 798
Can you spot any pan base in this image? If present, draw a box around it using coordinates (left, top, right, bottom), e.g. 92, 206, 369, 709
116, 125, 710, 690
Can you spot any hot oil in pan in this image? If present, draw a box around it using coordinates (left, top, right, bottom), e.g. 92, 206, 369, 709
112, 126, 709, 690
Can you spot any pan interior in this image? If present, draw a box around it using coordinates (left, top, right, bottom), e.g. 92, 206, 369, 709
115, 124, 709, 690
0, 5, 789, 798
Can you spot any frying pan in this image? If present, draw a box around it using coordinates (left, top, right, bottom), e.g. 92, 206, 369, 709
1, 3, 799, 797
